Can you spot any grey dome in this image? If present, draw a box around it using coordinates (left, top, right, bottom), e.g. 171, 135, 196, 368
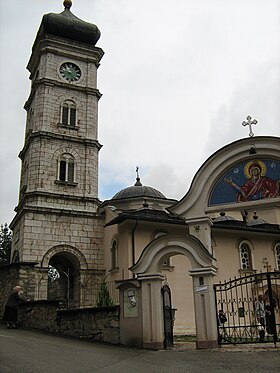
112, 177, 166, 200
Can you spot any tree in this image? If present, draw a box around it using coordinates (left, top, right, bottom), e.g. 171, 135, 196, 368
0, 223, 12, 266
96, 281, 114, 307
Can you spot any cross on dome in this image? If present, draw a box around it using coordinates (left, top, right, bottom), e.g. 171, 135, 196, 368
135, 166, 142, 186
242, 115, 258, 137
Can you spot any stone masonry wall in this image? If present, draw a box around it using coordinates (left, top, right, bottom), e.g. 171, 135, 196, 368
18, 300, 120, 345
11, 211, 104, 270
0, 262, 37, 317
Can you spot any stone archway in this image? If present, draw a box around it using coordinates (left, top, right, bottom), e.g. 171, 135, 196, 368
42, 245, 88, 308
41, 244, 88, 270
130, 234, 218, 349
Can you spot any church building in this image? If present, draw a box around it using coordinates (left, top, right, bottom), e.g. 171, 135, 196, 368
7, 1, 280, 348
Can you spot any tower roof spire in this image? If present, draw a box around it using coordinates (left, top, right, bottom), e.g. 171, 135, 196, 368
134, 166, 142, 186
63, 0, 72, 9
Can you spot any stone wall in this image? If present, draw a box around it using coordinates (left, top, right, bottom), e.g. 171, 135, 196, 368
18, 300, 120, 345
0, 262, 37, 317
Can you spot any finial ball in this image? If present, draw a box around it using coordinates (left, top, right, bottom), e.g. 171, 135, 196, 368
63, 0, 72, 9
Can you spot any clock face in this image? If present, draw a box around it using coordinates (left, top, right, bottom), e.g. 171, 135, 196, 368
59, 62, 81, 82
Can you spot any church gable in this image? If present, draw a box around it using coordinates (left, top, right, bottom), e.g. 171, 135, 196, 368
169, 136, 280, 218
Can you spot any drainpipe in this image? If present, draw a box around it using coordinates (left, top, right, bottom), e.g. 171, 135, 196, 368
131, 219, 138, 278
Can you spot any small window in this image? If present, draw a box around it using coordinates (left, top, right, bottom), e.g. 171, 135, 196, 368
61, 100, 77, 127
275, 243, 280, 271
239, 241, 253, 270
111, 240, 118, 270
163, 258, 171, 267
58, 154, 75, 183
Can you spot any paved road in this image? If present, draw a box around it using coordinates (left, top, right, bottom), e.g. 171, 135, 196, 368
0, 326, 279, 373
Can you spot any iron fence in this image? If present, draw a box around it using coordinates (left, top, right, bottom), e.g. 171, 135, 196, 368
214, 272, 280, 346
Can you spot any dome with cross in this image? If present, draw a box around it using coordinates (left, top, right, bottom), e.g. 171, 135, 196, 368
112, 175, 166, 200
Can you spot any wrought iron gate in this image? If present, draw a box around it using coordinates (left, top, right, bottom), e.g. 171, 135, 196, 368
214, 272, 280, 346
162, 284, 174, 348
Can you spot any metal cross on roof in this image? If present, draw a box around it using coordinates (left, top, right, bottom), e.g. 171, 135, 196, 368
242, 115, 258, 137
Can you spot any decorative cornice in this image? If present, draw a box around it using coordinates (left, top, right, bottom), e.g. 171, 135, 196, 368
10, 200, 104, 229
136, 273, 165, 282
15, 190, 102, 210
24, 78, 102, 111
19, 130, 102, 159
212, 222, 280, 235
28, 35, 104, 76
189, 266, 217, 277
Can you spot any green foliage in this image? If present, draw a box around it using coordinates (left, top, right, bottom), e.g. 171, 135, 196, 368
96, 281, 114, 307
0, 223, 12, 266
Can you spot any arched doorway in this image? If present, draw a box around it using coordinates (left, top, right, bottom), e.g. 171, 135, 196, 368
42, 245, 88, 308
48, 253, 77, 307
130, 234, 218, 349
161, 254, 195, 336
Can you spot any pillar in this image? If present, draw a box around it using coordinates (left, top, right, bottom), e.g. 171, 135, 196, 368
116, 279, 142, 348
137, 273, 165, 350
189, 267, 218, 348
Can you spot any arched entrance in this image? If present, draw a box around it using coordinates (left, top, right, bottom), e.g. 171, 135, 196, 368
48, 253, 76, 307
130, 234, 218, 349
42, 245, 88, 308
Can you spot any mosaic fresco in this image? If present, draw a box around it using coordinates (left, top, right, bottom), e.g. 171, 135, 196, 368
209, 159, 280, 206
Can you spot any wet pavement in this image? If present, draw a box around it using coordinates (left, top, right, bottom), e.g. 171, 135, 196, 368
0, 325, 279, 373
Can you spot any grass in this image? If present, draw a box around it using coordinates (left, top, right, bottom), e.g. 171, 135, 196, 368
174, 335, 196, 342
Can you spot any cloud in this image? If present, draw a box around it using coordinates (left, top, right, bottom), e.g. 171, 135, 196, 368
0, 0, 279, 225
205, 58, 280, 156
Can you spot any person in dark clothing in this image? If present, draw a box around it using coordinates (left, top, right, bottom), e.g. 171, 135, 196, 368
265, 303, 274, 335
217, 309, 227, 346
2, 286, 29, 329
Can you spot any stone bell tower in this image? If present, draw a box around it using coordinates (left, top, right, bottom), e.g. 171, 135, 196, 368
10, 1, 105, 305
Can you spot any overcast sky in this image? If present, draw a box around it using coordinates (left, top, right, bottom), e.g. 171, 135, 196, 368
0, 0, 279, 225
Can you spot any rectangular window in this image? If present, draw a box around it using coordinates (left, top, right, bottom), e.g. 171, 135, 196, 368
68, 162, 74, 182
62, 107, 68, 126
59, 160, 66, 181
111, 241, 117, 269
70, 108, 76, 127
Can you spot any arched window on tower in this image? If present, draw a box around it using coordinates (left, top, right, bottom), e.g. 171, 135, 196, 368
57, 154, 75, 183
239, 240, 253, 271
60, 100, 77, 128
274, 243, 280, 271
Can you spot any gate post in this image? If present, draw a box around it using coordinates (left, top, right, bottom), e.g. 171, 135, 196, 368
189, 267, 218, 349
266, 272, 278, 346
137, 273, 165, 350
116, 279, 142, 348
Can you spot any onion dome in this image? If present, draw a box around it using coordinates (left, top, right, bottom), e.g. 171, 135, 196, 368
36, 0, 101, 46
112, 175, 166, 200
